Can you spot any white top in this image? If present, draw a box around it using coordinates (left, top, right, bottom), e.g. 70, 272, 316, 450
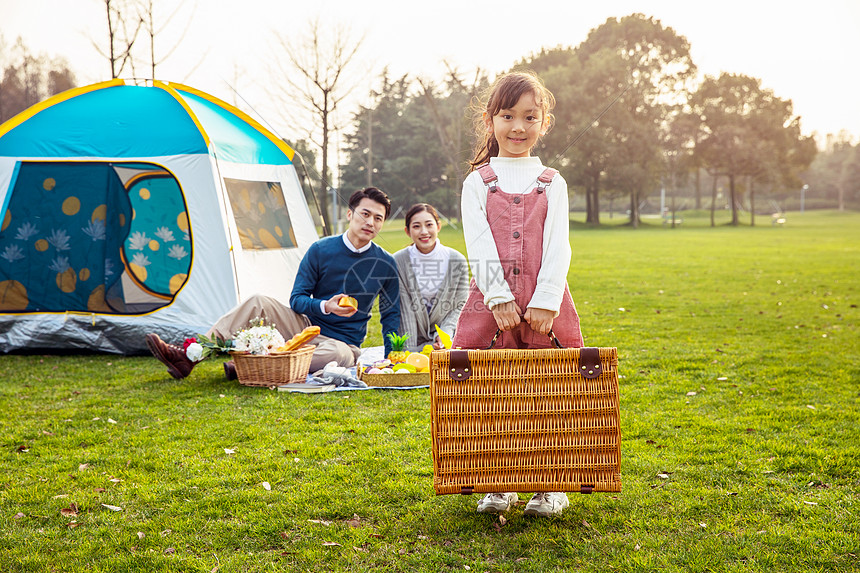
407, 241, 451, 312
460, 156, 571, 312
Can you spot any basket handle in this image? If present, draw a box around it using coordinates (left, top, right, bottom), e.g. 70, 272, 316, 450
486, 328, 564, 350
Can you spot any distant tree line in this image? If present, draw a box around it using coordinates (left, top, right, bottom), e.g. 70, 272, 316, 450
0, 36, 76, 123
338, 14, 857, 227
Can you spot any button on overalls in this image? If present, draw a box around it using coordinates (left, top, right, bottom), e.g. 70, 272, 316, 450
452, 165, 583, 350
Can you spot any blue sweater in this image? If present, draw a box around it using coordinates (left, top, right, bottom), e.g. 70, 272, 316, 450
289, 236, 401, 356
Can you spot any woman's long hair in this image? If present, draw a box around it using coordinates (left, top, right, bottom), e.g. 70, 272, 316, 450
469, 71, 556, 170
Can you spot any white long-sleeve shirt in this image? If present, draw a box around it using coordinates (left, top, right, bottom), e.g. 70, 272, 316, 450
460, 156, 572, 313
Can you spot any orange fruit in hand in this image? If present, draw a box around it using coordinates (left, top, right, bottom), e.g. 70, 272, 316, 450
338, 296, 358, 310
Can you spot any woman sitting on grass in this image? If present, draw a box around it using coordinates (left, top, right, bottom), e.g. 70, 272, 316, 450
392, 203, 469, 352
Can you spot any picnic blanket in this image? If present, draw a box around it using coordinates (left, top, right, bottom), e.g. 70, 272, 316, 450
277, 346, 428, 392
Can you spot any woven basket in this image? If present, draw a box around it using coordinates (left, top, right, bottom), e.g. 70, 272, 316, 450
229, 345, 315, 387
358, 367, 430, 387
430, 346, 621, 495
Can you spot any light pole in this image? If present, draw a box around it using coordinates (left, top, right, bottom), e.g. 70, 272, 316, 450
801, 184, 808, 214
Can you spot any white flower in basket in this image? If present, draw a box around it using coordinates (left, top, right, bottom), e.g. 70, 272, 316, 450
231, 323, 286, 355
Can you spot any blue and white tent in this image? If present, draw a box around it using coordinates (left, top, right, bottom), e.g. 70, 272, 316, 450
0, 79, 319, 354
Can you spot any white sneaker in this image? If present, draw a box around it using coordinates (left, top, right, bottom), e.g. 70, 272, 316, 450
476, 492, 518, 513
523, 492, 569, 517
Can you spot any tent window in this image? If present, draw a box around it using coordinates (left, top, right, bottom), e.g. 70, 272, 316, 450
0, 161, 191, 315
223, 178, 297, 250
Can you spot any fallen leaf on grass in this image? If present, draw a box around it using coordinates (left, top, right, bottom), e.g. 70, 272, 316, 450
699, 522, 707, 528
657, 473, 670, 480
60, 504, 79, 517
492, 522, 502, 533
308, 519, 332, 526
686, 391, 697, 396
498, 516, 507, 526
345, 514, 360, 528
53, 494, 69, 499
93, 488, 106, 493
137, 532, 145, 539
224, 448, 236, 455
803, 501, 818, 506
78, 463, 90, 471
108, 418, 117, 424
717, 377, 728, 381
14, 512, 25, 519
102, 504, 123, 512
262, 482, 271, 491
109, 478, 123, 483
67, 522, 79, 529
322, 541, 341, 547
806, 405, 816, 410
278, 531, 291, 539
370, 533, 384, 539
164, 547, 175, 555
17, 445, 29, 452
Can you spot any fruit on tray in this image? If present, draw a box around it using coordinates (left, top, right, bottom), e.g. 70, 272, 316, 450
338, 296, 358, 310
405, 352, 430, 372
372, 358, 392, 370
393, 363, 417, 373
386, 332, 410, 363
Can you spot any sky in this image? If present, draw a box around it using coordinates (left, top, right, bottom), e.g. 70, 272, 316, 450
2, 0, 859, 150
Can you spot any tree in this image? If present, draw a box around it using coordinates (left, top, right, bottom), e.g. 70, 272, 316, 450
0, 36, 76, 122
138, 0, 197, 80
340, 71, 456, 215
271, 18, 364, 235
806, 135, 860, 211
93, 0, 143, 79
692, 73, 816, 225
530, 14, 696, 227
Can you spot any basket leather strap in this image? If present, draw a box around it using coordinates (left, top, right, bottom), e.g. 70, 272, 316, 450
448, 350, 472, 381
578, 347, 602, 379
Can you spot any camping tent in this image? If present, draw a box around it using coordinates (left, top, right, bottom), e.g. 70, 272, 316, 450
0, 79, 320, 354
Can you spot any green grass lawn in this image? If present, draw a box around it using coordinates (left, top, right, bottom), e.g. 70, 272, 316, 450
2, 210, 858, 572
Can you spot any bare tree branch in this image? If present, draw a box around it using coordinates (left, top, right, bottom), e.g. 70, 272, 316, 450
270, 18, 366, 235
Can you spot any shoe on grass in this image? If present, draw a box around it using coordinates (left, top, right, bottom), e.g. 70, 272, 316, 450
476, 492, 518, 513
523, 492, 569, 517
145, 333, 194, 379
223, 360, 238, 381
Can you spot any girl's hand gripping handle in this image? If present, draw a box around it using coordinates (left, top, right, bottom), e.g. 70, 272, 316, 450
491, 300, 522, 332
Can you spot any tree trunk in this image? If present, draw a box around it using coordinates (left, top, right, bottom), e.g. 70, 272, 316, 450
318, 92, 332, 236
629, 189, 639, 228
585, 172, 600, 225
695, 167, 701, 210
749, 176, 755, 227
710, 174, 718, 227
729, 174, 738, 226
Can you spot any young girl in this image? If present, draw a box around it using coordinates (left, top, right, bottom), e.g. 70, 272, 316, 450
452, 71, 584, 517
393, 204, 469, 352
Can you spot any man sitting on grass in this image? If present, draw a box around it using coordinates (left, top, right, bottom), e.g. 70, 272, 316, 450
146, 187, 401, 379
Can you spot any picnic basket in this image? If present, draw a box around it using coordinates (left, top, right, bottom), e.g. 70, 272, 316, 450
229, 345, 315, 387
430, 343, 621, 495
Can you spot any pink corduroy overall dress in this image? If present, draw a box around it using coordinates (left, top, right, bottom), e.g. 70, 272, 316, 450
452, 164, 584, 350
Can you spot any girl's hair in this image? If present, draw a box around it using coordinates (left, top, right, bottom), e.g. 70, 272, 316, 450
404, 203, 440, 228
470, 71, 556, 169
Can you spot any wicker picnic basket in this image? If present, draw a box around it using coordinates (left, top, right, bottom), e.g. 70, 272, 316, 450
229, 345, 315, 387
430, 345, 621, 495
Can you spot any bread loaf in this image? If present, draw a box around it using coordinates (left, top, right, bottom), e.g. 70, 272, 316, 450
279, 325, 321, 351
